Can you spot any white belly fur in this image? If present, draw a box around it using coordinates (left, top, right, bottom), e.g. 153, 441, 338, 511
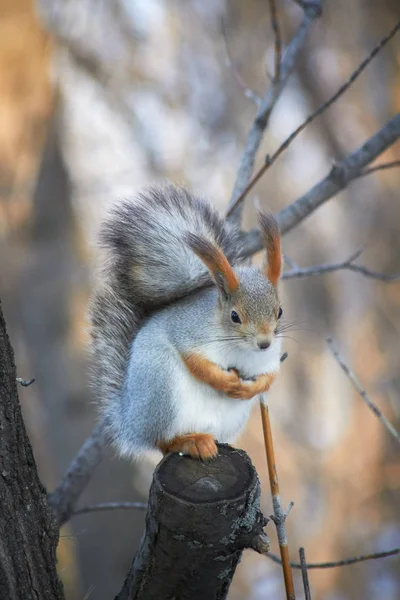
170, 337, 282, 442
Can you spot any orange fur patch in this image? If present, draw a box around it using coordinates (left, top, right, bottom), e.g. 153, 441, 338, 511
182, 353, 275, 401
257, 322, 272, 334
201, 247, 239, 292
265, 230, 282, 285
158, 433, 218, 460
182, 352, 237, 391
257, 211, 282, 286
186, 235, 239, 293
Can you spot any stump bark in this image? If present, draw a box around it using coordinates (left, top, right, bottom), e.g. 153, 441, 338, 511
0, 301, 65, 599
116, 444, 269, 600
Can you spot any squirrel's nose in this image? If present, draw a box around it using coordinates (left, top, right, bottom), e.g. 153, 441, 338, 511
257, 340, 271, 350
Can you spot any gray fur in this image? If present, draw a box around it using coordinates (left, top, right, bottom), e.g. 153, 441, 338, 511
104, 268, 280, 455
109, 288, 220, 453
88, 183, 244, 436
227, 267, 280, 324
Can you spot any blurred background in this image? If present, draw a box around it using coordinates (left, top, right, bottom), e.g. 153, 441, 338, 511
0, 0, 399, 598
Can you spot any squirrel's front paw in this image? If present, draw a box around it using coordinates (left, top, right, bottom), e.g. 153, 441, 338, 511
223, 369, 245, 398
225, 372, 277, 400
227, 378, 258, 400
244, 372, 277, 398
222, 368, 256, 399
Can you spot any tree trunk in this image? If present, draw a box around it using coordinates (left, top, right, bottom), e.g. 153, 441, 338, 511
116, 444, 269, 600
0, 300, 64, 600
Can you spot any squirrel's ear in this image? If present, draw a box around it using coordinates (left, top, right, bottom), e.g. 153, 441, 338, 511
257, 210, 282, 286
186, 233, 239, 297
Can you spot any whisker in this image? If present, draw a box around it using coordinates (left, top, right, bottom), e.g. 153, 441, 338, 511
276, 335, 299, 344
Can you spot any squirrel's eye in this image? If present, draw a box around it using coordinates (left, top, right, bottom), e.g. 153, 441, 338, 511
231, 310, 241, 324
278, 307, 283, 319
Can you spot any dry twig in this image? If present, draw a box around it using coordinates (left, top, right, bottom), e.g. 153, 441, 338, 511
327, 338, 400, 445
227, 19, 400, 218
49, 417, 108, 525
282, 249, 400, 282
72, 501, 147, 516
241, 113, 400, 258
299, 547, 312, 600
267, 546, 400, 569
356, 160, 400, 178
227, 1, 322, 223
221, 19, 261, 107
67, 497, 400, 572
260, 392, 296, 600
68, 495, 400, 578
268, 0, 282, 84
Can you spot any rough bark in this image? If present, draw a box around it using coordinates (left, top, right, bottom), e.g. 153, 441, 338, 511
0, 300, 64, 600
116, 444, 269, 600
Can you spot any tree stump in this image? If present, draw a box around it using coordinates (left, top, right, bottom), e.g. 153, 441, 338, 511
116, 444, 269, 600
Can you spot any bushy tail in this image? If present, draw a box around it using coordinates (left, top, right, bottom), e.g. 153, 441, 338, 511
88, 183, 243, 409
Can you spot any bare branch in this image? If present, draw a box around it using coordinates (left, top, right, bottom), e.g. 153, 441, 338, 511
260, 393, 296, 599
227, 2, 322, 224
268, 0, 282, 84
71, 501, 147, 516
228, 19, 400, 218
277, 114, 400, 234
283, 254, 299, 270
336, 264, 400, 282
282, 249, 400, 282
299, 547, 312, 600
48, 417, 108, 525
327, 338, 400, 445
68, 496, 400, 572
356, 160, 400, 178
221, 19, 261, 107
267, 547, 400, 569
241, 113, 400, 258
47, 8, 322, 515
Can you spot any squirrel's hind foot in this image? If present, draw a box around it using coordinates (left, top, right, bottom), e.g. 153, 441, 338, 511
158, 433, 218, 461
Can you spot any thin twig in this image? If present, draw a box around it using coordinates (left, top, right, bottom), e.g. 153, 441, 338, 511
221, 18, 261, 106
71, 501, 147, 516
268, 0, 282, 84
16, 377, 36, 387
356, 160, 400, 178
260, 392, 296, 599
327, 338, 400, 445
68, 497, 400, 571
282, 249, 400, 282
227, 2, 322, 224
267, 546, 400, 569
48, 417, 108, 525
299, 547, 312, 599
241, 113, 400, 258
227, 19, 400, 218
284, 254, 299, 270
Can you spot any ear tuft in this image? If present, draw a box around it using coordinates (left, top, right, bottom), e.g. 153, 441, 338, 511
257, 210, 282, 286
186, 233, 239, 295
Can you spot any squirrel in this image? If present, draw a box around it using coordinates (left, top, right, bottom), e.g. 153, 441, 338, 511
89, 182, 283, 461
